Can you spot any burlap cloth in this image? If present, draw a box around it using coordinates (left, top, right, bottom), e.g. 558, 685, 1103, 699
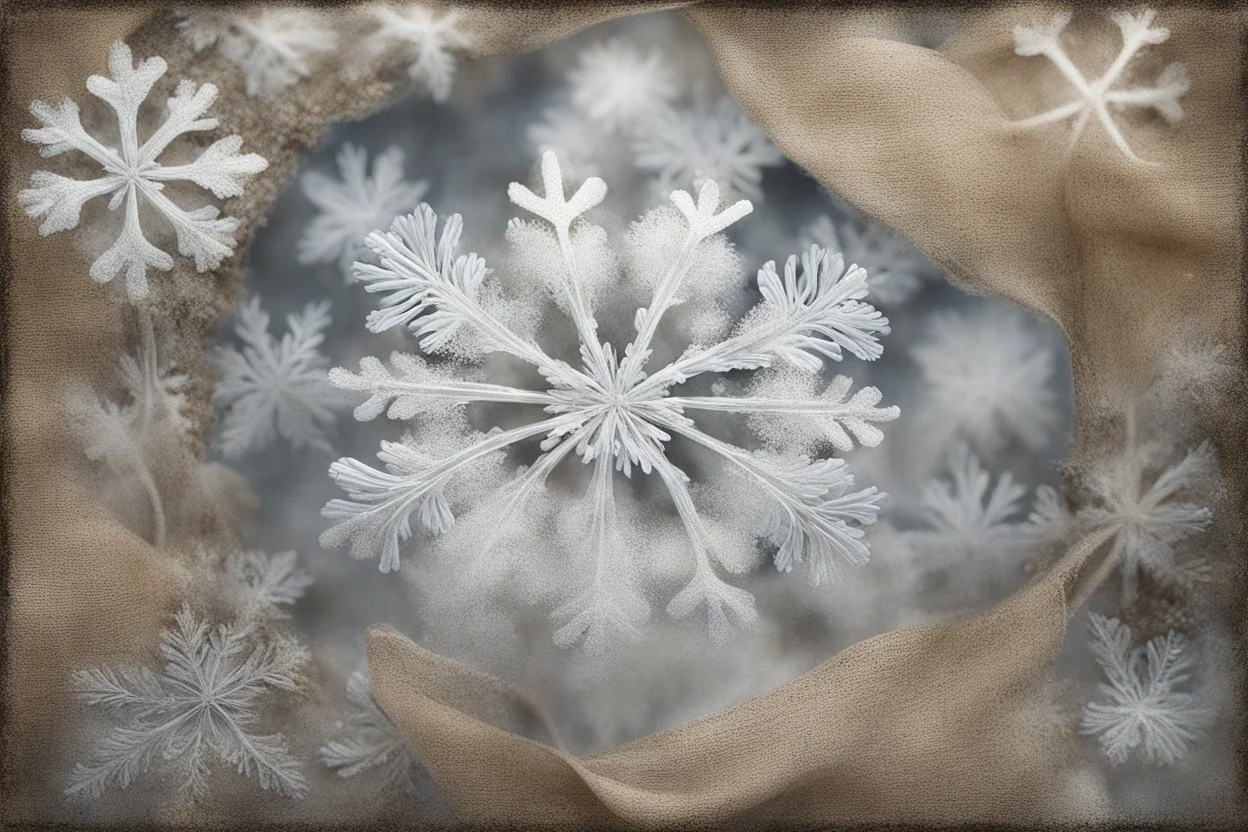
3, 2, 1243, 825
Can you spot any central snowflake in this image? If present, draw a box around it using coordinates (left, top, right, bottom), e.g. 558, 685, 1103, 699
322, 152, 899, 650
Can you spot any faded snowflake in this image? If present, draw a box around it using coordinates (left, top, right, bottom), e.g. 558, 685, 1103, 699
568, 38, 679, 132
225, 550, 315, 622
1078, 440, 1215, 604
321, 671, 427, 796
213, 297, 345, 458
321, 152, 896, 651
65, 311, 189, 549
634, 96, 785, 202
528, 106, 607, 184
363, 3, 471, 102
1011, 9, 1189, 163
911, 306, 1059, 458
298, 143, 430, 274
174, 6, 338, 99
66, 605, 308, 800
910, 443, 1031, 560
1080, 614, 1211, 765
801, 211, 927, 306
19, 41, 268, 299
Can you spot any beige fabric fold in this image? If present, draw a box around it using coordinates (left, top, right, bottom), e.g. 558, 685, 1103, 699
368, 529, 1117, 827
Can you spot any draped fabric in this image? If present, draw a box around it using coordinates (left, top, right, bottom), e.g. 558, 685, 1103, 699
4, 3, 1242, 824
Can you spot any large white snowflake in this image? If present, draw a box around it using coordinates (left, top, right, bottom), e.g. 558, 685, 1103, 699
66, 605, 308, 801
363, 3, 471, 102
634, 96, 785, 202
298, 143, 429, 274
1011, 9, 1189, 163
19, 41, 268, 300
213, 297, 345, 458
321, 152, 897, 650
1080, 614, 1210, 765
174, 6, 338, 99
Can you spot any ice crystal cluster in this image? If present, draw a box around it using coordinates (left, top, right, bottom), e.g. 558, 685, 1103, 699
19, 41, 268, 300
321, 152, 898, 650
1011, 9, 1189, 162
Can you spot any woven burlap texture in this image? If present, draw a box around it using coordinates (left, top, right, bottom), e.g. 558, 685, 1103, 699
4, 2, 1242, 826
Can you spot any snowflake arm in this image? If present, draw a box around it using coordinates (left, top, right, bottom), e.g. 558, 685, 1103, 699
175, 7, 338, 99
214, 298, 344, 457
1011, 9, 1188, 163
637, 246, 889, 398
1079, 614, 1211, 765
67, 606, 307, 800
321, 413, 586, 572
298, 143, 429, 273
802, 212, 926, 306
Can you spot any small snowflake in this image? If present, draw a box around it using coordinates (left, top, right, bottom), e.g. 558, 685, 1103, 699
801, 211, 926, 306
911, 443, 1031, 558
1011, 9, 1189, 163
910, 306, 1060, 457
213, 297, 345, 458
568, 38, 679, 132
174, 6, 338, 99
363, 3, 471, 102
298, 143, 430, 274
321, 671, 428, 796
225, 550, 314, 622
1079, 614, 1210, 765
321, 152, 895, 650
19, 41, 268, 300
634, 96, 785, 202
1079, 440, 1214, 603
66, 605, 308, 801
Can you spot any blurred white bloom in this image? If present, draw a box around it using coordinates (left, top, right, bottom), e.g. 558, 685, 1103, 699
18, 41, 267, 299
1080, 614, 1210, 765
1011, 9, 1188, 162
364, 3, 470, 101
321, 671, 427, 796
528, 106, 607, 184
214, 297, 345, 457
1079, 440, 1215, 603
911, 306, 1059, 457
298, 143, 429, 274
322, 152, 896, 650
634, 96, 785, 201
67, 605, 308, 801
174, 6, 338, 99
801, 211, 926, 306
568, 38, 679, 132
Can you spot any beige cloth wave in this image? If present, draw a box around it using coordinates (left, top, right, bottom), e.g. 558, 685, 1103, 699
4, 1, 1243, 824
